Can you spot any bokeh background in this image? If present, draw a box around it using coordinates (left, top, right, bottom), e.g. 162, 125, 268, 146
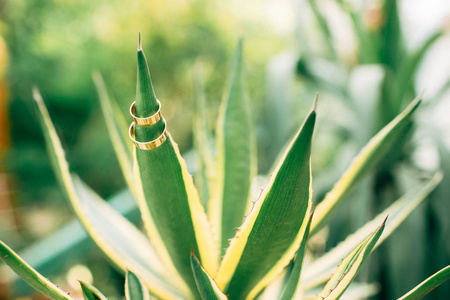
0, 0, 449, 299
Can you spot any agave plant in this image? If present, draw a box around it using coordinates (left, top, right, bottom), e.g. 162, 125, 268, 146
1, 38, 449, 300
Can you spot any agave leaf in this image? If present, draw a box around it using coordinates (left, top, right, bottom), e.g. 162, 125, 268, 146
112, 96, 134, 154
2, 188, 139, 295
379, 0, 402, 69
216, 100, 316, 299
256, 269, 290, 300
306, 0, 337, 59
315, 218, 386, 300
302, 173, 442, 290
395, 30, 443, 111
190, 250, 228, 300
32, 88, 188, 299
80, 281, 109, 300
125, 271, 150, 300
397, 265, 450, 300
193, 64, 215, 210
208, 39, 256, 254
311, 95, 422, 235
279, 213, 313, 300
132, 39, 217, 296
92, 72, 135, 195
0, 240, 76, 300
73, 178, 188, 297
303, 283, 379, 300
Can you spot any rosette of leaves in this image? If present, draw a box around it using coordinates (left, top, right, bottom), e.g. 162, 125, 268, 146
1, 38, 449, 300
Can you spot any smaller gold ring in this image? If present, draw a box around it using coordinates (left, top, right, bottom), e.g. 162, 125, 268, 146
129, 119, 168, 150
130, 100, 162, 126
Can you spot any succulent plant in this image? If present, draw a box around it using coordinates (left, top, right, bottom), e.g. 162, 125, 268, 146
0, 38, 449, 300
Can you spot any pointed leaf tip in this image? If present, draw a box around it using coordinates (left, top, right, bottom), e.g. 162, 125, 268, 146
382, 215, 389, 226
312, 93, 318, 112
138, 33, 142, 51
32, 86, 42, 103
80, 281, 108, 300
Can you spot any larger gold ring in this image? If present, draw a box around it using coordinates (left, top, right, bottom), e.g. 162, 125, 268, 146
130, 100, 162, 126
129, 119, 168, 150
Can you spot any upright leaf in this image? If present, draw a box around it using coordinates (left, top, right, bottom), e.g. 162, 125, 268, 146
92, 72, 135, 195
216, 100, 316, 299
311, 95, 422, 235
125, 271, 150, 300
132, 38, 217, 296
208, 39, 256, 254
306, 0, 337, 59
0, 240, 76, 300
193, 65, 215, 210
395, 30, 443, 111
80, 281, 109, 300
315, 219, 386, 300
379, 0, 402, 69
336, 0, 378, 63
302, 173, 441, 290
191, 251, 228, 300
32, 88, 188, 300
279, 213, 313, 300
398, 265, 450, 300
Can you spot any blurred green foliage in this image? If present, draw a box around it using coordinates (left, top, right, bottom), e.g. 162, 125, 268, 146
263, 0, 450, 299
1, 0, 286, 219
0, 0, 449, 299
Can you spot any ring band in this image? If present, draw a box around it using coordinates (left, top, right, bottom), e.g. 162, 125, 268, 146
130, 100, 162, 126
129, 119, 168, 150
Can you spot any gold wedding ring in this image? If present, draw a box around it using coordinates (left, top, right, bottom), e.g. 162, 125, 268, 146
129, 119, 168, 150
130, 100, 162, 126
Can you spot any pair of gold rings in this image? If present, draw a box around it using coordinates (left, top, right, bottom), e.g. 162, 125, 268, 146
129, 100, 168, 150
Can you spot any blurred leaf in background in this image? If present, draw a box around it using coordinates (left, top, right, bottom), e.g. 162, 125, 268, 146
264, 0, 450, 299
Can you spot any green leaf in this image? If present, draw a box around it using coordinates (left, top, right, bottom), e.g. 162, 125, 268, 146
2, 189, 139, 295
311, 95, 422, 235
379, 0, 402, 69
190, 250, 228, 300
303, 283, 379, 300
92, 72, 135, 195
398, 265, 450, 300
208, 38, 256, 255
315, 218, 386, 300
193, 64, 215, 211
125, 271, 150, 300
0, 240, 76, 300
216, 99, 316, 299
302, 173, 442, 290
336, 0, 378, 63
73, 177, 188, 299
132, 39, 217, 296
279, 213, 313, 300
80, 281, 108, 300
395, 30, 443, 111
32, 88, 188, 300
306, 0, 337, 59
